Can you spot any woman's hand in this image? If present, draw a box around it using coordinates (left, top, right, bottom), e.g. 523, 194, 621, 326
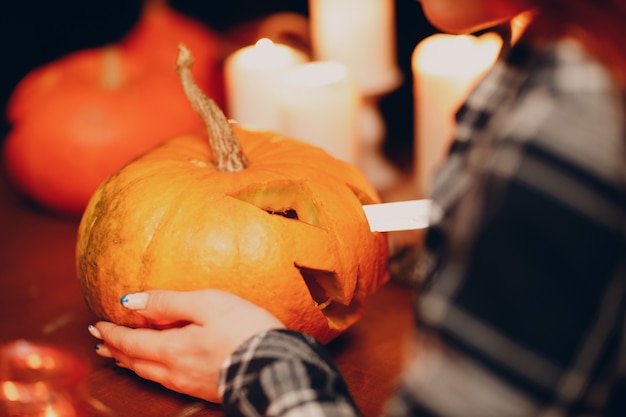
88, 289, 285, 403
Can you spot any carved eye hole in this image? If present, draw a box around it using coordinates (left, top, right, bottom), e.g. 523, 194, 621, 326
229, 180, 321, 227
266, 208, 299, 220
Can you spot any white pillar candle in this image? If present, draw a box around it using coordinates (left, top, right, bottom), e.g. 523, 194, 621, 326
224, 38, 308, 131
412, 32, 502, 196
278, 61, 361, 165
309, 0, 401, 96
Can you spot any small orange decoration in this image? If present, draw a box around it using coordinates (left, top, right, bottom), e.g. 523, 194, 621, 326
75, 45, 390, 344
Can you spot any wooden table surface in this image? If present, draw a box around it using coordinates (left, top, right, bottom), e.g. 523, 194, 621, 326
0, 162, 417, 417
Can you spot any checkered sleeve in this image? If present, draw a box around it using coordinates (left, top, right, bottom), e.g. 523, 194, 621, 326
219, 329, 362, 417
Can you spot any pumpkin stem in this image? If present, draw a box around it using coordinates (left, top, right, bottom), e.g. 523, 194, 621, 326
101, 46, 123, 90
176, 43, 249, 172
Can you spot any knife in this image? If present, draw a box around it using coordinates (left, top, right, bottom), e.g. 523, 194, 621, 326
363, 199, 432, 232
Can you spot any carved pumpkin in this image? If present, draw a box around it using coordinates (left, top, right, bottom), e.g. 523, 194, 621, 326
75, 45, 389, 343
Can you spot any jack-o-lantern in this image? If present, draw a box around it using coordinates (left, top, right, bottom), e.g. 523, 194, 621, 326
75, 45, 389, 343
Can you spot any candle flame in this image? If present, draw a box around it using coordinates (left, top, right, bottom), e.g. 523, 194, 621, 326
238, 38, 307, 69
510, 10, 535, 45
254, 37, 276, 50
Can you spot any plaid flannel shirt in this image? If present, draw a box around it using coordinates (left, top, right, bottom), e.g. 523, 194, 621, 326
219, 34, 626, 417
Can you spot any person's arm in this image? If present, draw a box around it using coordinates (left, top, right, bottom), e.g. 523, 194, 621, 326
390, 35, 626, 417
90, 289, 363, 416
90, 289, 286, 403
219, 329, 362, 417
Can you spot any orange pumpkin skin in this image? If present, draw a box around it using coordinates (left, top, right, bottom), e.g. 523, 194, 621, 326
76, 126, 390, 343
3, 47, 209, 215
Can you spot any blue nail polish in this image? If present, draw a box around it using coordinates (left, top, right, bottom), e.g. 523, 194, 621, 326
94, 344, 101, 351
119, 292, 148, 310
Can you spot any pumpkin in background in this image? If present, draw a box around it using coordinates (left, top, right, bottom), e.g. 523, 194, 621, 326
4, 0, 223, 215
120, 0, 224, 107
3, 46, 214, 215
76, 45, 389, 344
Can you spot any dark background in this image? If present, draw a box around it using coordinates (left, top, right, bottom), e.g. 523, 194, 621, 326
0, 0, 437, 171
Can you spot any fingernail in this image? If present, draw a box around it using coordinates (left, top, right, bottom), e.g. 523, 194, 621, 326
94, 344, 112, 357
120, 292, 148, 310
115, 360, 128, 369
88, 325, 102, 339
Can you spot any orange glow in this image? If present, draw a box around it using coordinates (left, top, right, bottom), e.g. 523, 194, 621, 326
1, 381, 20, 401
25, 352, 44, 370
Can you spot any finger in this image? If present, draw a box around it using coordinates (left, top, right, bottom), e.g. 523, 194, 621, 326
97, 340, 221, 404
115, 356, 221, 404
121, 290, 209, 324
88, 324, 103, 340
94, 343, 113, 358
121, 359, 172, 390
94, 339, 140, 367
94, 321, 185, 363
95, 346, 177, 393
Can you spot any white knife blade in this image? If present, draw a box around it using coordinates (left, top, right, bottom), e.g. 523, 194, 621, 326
363, 199, 431, 232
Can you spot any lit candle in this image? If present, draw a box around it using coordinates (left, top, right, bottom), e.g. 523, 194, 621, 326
412, 32, 502, 196
278, 61, 361, 165
224, 38, 308, 131
510, 11, 534, 45
309, 0, 401, 96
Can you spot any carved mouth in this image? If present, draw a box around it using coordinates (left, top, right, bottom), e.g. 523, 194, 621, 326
296, 265, 362, 329
229, 180, 370, 329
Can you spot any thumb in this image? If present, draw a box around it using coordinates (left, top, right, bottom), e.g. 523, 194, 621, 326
121, 290, 201, 325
